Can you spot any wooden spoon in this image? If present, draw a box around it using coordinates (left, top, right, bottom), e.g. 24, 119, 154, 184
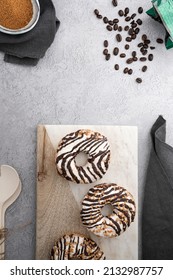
0, 165, 21, 259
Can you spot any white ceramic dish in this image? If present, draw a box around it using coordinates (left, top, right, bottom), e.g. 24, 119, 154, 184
0, 0, 40, 35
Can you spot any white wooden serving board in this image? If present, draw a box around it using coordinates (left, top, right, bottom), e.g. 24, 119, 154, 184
36, 125, 138, 260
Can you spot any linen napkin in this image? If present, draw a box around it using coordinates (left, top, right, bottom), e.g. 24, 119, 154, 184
0, 0, 60, 66
142, 116, 173, 259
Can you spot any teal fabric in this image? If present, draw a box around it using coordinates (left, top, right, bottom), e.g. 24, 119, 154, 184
154, 0, 173, 39
147, 0, 173, 49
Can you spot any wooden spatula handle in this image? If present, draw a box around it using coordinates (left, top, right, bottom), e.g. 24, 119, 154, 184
0, 227, 8, 260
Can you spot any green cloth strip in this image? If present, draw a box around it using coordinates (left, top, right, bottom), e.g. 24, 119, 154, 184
147, 0, 173, 49
153, 0, 173, 39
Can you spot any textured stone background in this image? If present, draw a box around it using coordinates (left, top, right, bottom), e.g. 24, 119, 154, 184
1, 0, 173, 260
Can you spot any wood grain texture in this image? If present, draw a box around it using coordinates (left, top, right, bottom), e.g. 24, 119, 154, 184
36, 126, 88, 260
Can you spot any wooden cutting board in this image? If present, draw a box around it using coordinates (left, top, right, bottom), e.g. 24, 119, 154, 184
36, 125, 138, 260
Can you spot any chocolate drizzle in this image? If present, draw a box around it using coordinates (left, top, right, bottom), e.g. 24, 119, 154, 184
55, 129, 111, 184
81, 183, 136, 238
50, 233, 106, 260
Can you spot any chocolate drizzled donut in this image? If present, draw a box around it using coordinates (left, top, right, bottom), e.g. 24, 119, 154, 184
50, 233, 106, 260
55, 129, 110, 184
81, 183, 136, 237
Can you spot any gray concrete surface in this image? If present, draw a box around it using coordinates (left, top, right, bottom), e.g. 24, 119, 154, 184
1, 0, 173, 259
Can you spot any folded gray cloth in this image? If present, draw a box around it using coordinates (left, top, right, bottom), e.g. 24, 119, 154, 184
142, 116, 173, 259
0, 0, 60, 66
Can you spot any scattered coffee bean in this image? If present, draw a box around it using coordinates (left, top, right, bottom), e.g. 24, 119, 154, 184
138, 7, 143, 14
142, 49, 148, 55
148, 54, 153, 61
138, 42, 143, 47
125, 44, 130, 50
114, 64, 119, 70
118, 26, 123, 32
128, 28, 134, 35
124, 7, 129, 15
116, 34, 122, 42
112, 0, 118, 7
131, 13, 136, 19
126, 58, 133, 64
135, 27, 140, 34
136, 78, 142, 83
104, 40, 108, 48
125, 16, 131, 22
136, 19, 142, 25
94, 5, 156, 83
140, 47, 145, 53
103, 17, 109, 24
156, 38, 164, 44
133, 57, 138, 61
107, 25, 113, 31
94, 9, 99, 16
103, 49, 108, 55
124, 25, 129, 31
114, 24, 118, 31
131, 34, 136, 40
124, 67, 129, 74
126, 37, 132, 42
109, 20, 114, 26
144, 39, 151, 45
128, 69, 133, 75
142, 34, 147, 41
113, 18, 119, 24
113, 47, 119, 55
140, 57, 147, 61
143, 44, 149, 49
120, 53, 126, 58
106, 54, 111, 60
118, 10, 124, 16
132, 51, 136, 57
142, 65, 147, 72
132, 23, 137, 28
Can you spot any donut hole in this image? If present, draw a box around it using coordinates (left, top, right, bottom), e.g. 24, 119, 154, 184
75, 152, 89, 167
101, 203, 114, 216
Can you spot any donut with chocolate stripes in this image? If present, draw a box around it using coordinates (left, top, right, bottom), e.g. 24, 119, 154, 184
81, 183, 136, 238
50, 233, 106, 260
55, 129, 110, 184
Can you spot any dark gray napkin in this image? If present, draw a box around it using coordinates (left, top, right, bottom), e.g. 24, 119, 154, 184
0, 0, 60, 66
142, 116, 173, 260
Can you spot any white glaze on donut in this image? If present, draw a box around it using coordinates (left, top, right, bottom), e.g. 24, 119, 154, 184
55, 130, 110, 184
50, 233, 106, 260
81, 183, 136, 238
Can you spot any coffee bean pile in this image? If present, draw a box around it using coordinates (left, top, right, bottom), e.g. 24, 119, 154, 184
94, 3, 164, 84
